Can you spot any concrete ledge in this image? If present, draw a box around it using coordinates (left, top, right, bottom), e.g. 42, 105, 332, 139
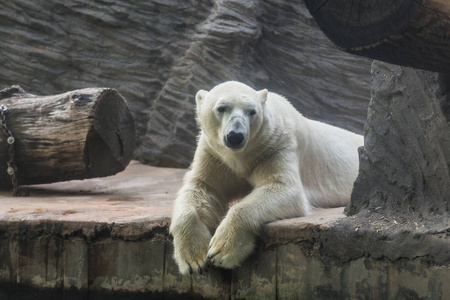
0, 162, 448, 299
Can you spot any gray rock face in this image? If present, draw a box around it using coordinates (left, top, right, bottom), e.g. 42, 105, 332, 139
0, 0, 371, 167
349, 61, 450, 219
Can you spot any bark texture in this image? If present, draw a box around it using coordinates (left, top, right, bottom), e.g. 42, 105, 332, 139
0, 86, 135, 187
0, 0, 372, 167
348, 61, 450, 219
305, 0, 450, 73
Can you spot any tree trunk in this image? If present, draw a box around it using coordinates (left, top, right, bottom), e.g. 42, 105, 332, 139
0, 86, 135, 188
347, 61, 450, 219
304, 0, 450, 73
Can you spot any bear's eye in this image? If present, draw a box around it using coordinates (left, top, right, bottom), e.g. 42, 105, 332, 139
217, 106, 226, 113
248, 109, 257, 116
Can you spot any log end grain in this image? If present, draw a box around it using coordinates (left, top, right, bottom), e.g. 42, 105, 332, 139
304, 0, 418, 50
305, 0, 450, 73
84, 89, 136, 178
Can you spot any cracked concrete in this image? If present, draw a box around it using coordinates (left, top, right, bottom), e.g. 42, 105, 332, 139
0, 161, 448, 299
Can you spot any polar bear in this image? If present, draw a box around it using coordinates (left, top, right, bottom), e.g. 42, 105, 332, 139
169, 81, 363, 274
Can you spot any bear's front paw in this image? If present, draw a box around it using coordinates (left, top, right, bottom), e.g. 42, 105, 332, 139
207, 220, 255, 269
170, 213, 212, 275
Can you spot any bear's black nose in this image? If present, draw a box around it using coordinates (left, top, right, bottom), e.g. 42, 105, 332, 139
226, 131, 244, 147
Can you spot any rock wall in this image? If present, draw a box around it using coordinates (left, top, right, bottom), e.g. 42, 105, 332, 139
0, 0, 371, 167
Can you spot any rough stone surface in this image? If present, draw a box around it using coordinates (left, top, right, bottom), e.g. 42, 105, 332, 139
0, 162, 448, 299
348, 61, 450, 223
0, 161, 184, 223
0, 0, 372, 167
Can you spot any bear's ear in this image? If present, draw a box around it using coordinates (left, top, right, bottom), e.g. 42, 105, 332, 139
257, 89, 268, 103
195, 90, 208, 107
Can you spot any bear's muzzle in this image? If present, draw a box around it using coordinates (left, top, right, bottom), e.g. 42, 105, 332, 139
225, 131, 245, 149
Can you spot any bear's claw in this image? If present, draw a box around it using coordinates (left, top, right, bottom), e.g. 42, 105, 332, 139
207, 221, 257, 269
185, 260, 206, 275
206, 247, 220, 260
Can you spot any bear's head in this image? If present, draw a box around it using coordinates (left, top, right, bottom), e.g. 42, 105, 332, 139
195, 81, 268, 151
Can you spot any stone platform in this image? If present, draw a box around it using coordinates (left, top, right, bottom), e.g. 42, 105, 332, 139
0, 161, 448, 299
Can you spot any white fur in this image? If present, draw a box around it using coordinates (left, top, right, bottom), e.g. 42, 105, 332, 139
169, 81, 363, 274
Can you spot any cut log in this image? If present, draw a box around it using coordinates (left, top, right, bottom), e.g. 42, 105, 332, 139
304, 0, 450, 72
0, 86, 135, 188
